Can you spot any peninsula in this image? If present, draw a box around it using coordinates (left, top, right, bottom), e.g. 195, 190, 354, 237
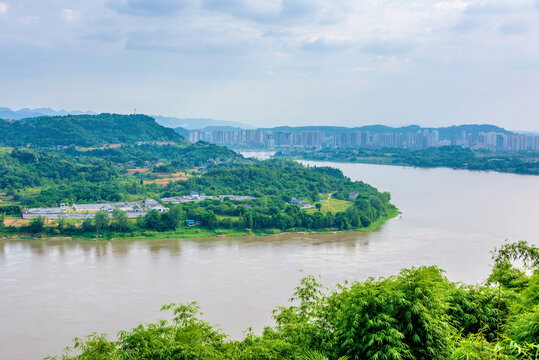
0, 114, 397, 240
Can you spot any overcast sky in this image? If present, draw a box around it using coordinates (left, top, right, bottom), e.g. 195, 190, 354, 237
0, 0, 538, 130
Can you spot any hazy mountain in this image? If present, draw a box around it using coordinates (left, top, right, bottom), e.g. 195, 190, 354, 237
153, 116, 254, 130
0, 108, 254, 131
434, 124, 514, 138
174, 127, 190, 139
201, 126, 245, 132
0, 107, 96, 120
0, 114, 184, 147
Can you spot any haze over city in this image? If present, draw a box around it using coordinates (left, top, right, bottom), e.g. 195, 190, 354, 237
1, 0, 539, 130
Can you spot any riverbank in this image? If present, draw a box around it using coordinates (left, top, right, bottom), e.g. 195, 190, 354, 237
0, 208, 400, 242
279, 148, 539, 176
292, 156, 539, 175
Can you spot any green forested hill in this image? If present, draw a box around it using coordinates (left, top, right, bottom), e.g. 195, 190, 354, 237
164, 159, 382, 201
0, 114, 184, 147
0, 148, 114, 189
62, 141, 240, 168
0, 143, 241, 205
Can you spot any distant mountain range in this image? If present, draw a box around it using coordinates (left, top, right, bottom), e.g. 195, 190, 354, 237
0, 107, 97, 120
152, 116, 254, 130
0, 107, 254, 130
0, 107, 523, 137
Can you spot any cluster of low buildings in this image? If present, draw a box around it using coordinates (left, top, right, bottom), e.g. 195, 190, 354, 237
22, 199, 168, 220
161, 192, 258, 204
22, 192, 349, 221
290, 197, 314, 210
21, 195, 260, 220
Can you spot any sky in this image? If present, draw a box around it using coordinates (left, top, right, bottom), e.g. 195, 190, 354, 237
0, 0, 538, 130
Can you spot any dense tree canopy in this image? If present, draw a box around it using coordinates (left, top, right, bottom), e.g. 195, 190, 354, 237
0, 114, 184, 147
0, 143, 240, 206
0, 148, 118, 190
163, 159, 383, 201
63, 141, 240, 169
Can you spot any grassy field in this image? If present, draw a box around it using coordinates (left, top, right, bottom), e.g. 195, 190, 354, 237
306, 195, 353, 214
216, 215, 240, 221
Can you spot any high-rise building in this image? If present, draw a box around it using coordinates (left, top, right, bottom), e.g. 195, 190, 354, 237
361, 131, 370, 146
211, 130, 241, 145
349, 131, 362, 146
486, 132, 497, 150
509, 134, 528, 151
405, 132, 414, 147
297, 131, 324, 146
477, 132, 487, 148
395, 133, 404, 148
533, 136, 539, 151
245, 130, 264, 146
496, 134, 506, 149
274, 131, 294, 146
189, 130, 205, 143
461, 130, 467, 144
431, 130, 439, 146
422, 130, 432, 147
332, 132, 352, 147
382, 133, 393, 147
416, 131, 424, 148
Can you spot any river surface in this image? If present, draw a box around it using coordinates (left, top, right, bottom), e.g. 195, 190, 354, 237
1, 162, 538, 359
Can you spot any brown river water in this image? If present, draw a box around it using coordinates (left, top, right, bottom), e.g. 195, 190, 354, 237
1, 161, 538, 359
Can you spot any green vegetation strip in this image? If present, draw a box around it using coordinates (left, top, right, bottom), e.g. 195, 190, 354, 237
278, 146, 539, 175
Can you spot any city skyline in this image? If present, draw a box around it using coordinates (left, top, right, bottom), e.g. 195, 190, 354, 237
191, 127, 539, 151
1, 0, 539, 131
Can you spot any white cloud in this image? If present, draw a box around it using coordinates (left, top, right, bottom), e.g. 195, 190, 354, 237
435, 0, 469, 11
60, 8, 79, 21
300, 36, 351, 52
0, 2, 8, 14
1, 0, 539, 130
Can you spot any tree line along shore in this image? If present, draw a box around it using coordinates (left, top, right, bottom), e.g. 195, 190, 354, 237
0, 189, 398, 241
275, 146, 539, 175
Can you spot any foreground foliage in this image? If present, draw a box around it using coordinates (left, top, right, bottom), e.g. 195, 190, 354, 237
50, 241, 539, 359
